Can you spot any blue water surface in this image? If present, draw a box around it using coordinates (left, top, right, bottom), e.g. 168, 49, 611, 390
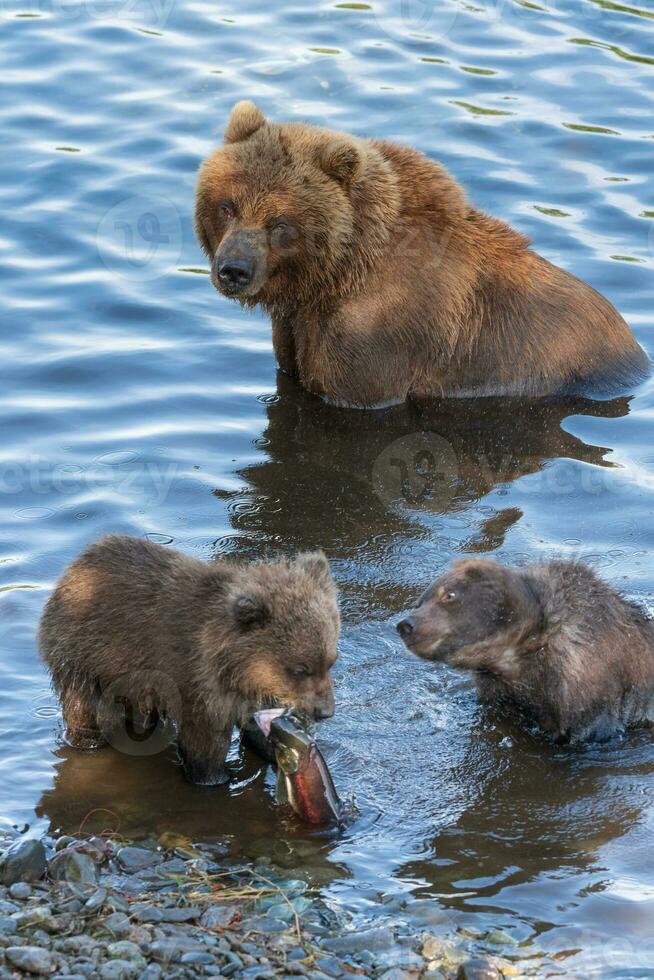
1, 0, 654, 973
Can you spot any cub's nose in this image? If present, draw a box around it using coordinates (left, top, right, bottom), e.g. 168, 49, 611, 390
313, 704, 334, 721
396, 616, 415, 639
218, 258, 253, 290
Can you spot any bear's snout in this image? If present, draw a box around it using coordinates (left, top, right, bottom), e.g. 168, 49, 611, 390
396, 616, 415, 640
213, 229, 267, 299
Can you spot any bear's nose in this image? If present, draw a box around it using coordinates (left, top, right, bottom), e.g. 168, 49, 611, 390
218, 258, 253, 290
396, 616, 415, 639
313, 702, 335, 721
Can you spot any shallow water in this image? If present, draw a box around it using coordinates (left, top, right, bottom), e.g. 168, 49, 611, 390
2, 0, 654, 973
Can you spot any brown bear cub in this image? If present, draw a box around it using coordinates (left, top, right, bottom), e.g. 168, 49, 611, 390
39, 536, 340, 785
195, 101, 648, 408
397, 558, 654, 743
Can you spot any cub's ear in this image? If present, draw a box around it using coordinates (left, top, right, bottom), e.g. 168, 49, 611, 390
224, 101, 266, 144
233, 593, 270, 629
296, 551, 335, 591
319, 140, 361, 187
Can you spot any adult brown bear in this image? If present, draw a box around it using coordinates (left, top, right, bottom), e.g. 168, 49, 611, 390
195, 101, 649, 409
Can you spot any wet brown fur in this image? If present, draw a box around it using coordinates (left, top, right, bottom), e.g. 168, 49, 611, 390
39, 536, 340, 784
399, 558, 654, 742
195, 102, 649, 408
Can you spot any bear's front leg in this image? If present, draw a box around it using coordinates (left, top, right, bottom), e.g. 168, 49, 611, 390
178, 705, 232, 785
271, 313, 298, 376
62, 688, 107, 751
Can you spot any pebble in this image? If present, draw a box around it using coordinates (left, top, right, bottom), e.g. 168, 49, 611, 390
0, 915, 17, 934
103, 912, 131, 936
48, 850, 99, 892
8, 881, 32, 900
100, 960, 137, 980
200, 904, 238, 929
132, 905, 164, 923
248, 916, 289, 934
159, 906, 199, 922
180, 951, 216, 966
107, 940, 146, 964
458, 959, 503, 980
85, 887, 108, 912
115, 847, 160, 873
5, 945, 53, 975
485, 930, 517, 947
137, 966, 162, 980
314, 955, 347, 977
323, 926, 395, 956
0, 839, 46, 886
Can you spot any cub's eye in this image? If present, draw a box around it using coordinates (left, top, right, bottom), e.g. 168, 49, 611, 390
218, 200, 235, 219
439, 589, 458, 605
288, 665, 310, 679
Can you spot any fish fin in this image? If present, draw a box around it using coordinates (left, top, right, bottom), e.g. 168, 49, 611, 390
275, 768, 289, 805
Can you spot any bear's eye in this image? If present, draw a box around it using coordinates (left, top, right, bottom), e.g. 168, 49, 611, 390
268, 219, 296, 244
288, 665, 310, 679
439, 588, 458, 605
218, 200, 235, 220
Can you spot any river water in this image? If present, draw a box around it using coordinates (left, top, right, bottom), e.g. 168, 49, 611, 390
1, 0, 654, 974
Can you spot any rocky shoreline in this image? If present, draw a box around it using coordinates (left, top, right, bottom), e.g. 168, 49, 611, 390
0, 831, 531, 979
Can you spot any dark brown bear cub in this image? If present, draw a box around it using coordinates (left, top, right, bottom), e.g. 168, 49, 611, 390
397, 558, 654, 743
39, 536, 340, 785
195, 101, 648, 408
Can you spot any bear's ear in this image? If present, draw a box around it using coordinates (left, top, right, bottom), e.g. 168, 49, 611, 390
319, 140, 361, 188
233, 593, 270, 629
296, 551, 335, 591
224, 101, 266, 144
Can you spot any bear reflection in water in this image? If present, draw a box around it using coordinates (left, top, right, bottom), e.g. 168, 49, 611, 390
214, 372, 631, 568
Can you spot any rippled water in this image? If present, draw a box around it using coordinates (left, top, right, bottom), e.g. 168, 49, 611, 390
2, 0, 654, 973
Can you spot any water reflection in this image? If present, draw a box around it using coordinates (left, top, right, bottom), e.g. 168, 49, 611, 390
215, 372, 630, 561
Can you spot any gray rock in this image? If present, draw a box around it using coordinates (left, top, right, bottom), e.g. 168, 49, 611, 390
56, 975, 88, 980
457, 959, 503, 980
48, 850, 99, 892
131, 905, 163, 924
199, 904, 238, 929
13, 906, 59, 933
107, 940, 145, 964
0, 840, 46, 886
0, 916, 17, 934
158, 907, 199, 923
5, 945, 53, 974
115, 848, 159, 873
100, 960, 137, 980
0, 900, 19, 915
8, 882, 31, 900
375, 949, 425, 971
137, 967, 162, 980
155, 859, 187, 875
313, 956, 347, 977
149, 937, 205, 964
322, 927, 395, 956
378, 971, 416, 980
179, 951, 216, 966
103, 912, 131, 937
84, 887, 108, 912
247, 916, 289, 934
